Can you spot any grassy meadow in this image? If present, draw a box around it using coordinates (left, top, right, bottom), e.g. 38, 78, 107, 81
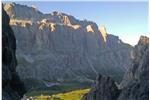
26, 88, 90, 100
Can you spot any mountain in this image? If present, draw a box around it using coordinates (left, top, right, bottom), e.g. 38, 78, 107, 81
118, 36, 149, 100
2, 6, 26, 100
82, 36, 149, 100
4, 3, 131, 89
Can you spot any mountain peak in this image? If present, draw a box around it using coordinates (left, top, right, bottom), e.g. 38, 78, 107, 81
4, 3, 13, 12
4, 2, 43, 20
31, 5, 37, 11
138, 36, 149, 45
51, 11, 62, 16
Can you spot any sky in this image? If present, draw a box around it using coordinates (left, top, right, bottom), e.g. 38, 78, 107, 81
3, 1, 149, 45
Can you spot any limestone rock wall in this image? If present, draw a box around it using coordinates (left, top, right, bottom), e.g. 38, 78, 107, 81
4, 3, 131, 86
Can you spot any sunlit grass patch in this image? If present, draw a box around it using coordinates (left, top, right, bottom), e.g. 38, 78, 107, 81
31, 88, 90, 100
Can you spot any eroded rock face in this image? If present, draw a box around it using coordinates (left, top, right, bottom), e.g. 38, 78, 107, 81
62, 15, 71, 25
86, 25, 95, 33
99, 25, 107, 43
82, 36, 149, 100
2, 6, 26, 100
4, 3, 131, 88
82, 74, 120, 100
118, 36, 149, 100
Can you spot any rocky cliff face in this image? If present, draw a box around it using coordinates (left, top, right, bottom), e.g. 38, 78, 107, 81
83, 36, 149, 100
82, 74, 120, 100
4, 3, 131, 88
2, 6, 26, 100
118, 36, 149, 100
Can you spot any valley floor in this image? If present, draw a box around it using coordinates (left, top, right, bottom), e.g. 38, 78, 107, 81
26, 88, 90, 100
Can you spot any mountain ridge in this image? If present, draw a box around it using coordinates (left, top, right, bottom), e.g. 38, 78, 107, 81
82, 36, 149, 100
4, 3, 132, 90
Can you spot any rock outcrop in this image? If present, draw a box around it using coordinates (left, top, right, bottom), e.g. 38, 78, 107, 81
118, 36, 149, 100
62, 15, 71, 25
4, 3, 131, 89
99, 25, 107, 43
82, 36, 149, 100
2, 6, 26, 100
82, 74, 120, 100
86, 25, 95, 33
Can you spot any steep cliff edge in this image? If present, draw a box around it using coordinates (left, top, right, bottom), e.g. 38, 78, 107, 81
2, 6, 26, 100
83, 36, 149, 100
118, 36, 149, 100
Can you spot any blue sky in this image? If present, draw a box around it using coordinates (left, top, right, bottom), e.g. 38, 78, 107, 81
3, 1, 149, 45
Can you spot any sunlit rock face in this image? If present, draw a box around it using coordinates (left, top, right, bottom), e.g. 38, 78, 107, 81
9, 19, 32, 27
37, 19, 56, 32
83, 36, 149, 100
62, 15, 71, 25
4, 3, 131, 89
4, 3, 44, 21
99, 25, 107, 43
86, 25, 94, 33
2, 6, 26, 100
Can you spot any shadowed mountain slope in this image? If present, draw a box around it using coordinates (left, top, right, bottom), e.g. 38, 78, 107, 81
82, 36, 149, 100
2, 6, 26, 100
